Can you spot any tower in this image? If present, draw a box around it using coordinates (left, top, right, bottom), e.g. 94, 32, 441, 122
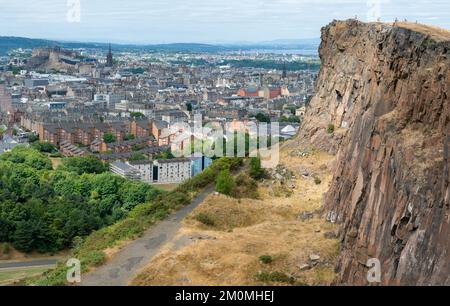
282, 63, 287, 79
106, 44, 113, 67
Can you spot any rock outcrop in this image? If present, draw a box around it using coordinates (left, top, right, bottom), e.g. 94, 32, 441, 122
27, 47, 79, 72
301, 20, 450, 285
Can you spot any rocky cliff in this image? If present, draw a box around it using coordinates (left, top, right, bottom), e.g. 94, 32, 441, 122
300, 19, 450, 285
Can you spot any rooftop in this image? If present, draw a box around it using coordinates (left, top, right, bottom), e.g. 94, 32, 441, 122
156, 158, 191, 164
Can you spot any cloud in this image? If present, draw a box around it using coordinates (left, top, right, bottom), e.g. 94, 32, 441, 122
0, 0, 449, 43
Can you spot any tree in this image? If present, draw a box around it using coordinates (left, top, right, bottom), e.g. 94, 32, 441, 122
0, 147, 160, 254
32, 142, 57, 153
60, 156, 108, 175
124, 133, 135, 141
0, 126, 6, 139
281, 115, 300, 123
103, 133, 116, 144
215, 169, 235, 196
186, 102, 193, 112
154, 149, 174, 160
12, 221, 34, 253
255, 113, 271, 123
1, 146, 52, 170
130, 112, 145, 119
28, 133, 39, 143
249, 157, 266, 180
129, 153, 147, 161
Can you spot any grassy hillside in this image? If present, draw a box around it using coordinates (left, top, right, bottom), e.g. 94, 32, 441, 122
132, 144, 340, 286
28, 157, 243, 286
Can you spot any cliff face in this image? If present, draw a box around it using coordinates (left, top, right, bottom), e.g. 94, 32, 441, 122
301, 20, 450, 285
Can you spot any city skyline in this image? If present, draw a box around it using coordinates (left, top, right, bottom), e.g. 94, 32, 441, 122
1, 0, 450, 44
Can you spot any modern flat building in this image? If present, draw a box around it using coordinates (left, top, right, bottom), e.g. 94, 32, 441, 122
191, 156, 213, 177
154, 158, 191, 184
127, 160, 153, 183
110, 156, 213, 185
110, 161, 142, 181
24, 78, 49, 88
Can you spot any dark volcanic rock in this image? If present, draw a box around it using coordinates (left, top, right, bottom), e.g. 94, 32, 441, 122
302, 20, 450, 285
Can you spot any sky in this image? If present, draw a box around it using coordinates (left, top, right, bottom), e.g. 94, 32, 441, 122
1, 0, 449, 44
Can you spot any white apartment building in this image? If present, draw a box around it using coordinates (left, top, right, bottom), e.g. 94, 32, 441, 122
110, 157, 212, 185
110, 161, 142, 181
154, 158, 191, 184
127, 160, 153, 183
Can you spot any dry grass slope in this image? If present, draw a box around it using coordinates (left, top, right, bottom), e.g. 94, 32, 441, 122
132, 142, 340, 286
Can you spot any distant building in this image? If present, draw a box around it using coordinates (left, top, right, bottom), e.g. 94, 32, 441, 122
0, 136, 21, 154
296, 106, 306, 117
46, 102, 66, 110
238, 87, 260, 97
24, 78, 49, 88
128, 160, 153, 183
279, 123, 300, 139
110, 155, 213, 185
110, 161, 142, 181
154, 158, 191, 184
94, 93, 125, 109
282, 63, 287, 79
191, 156, 213, 177
106, 44, 114, 67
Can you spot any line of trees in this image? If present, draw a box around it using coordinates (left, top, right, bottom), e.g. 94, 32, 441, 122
0, 146, 162, 253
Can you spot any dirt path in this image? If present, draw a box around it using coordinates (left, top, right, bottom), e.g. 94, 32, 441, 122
79, 186, 215, 286
0, 259, 58, 270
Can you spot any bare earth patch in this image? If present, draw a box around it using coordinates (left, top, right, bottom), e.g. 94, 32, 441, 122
132, 144, 339, 286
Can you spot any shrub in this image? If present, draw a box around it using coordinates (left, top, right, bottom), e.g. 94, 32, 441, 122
32, 142, 57, 153
59, 156, 108, 174
195, 213, 215, 226
255, 113, 271, 123
216, 169, 235, 196
103, 133, 116, 144
28, 134, 39, 143
162, 191, 191, 209
327, 123, 335, 134
129, 152, 147, 161
2, 243, 10, 255
124, 133, 135, 141
314, 176, 322, 185
81, 250, 106, 267
49, 152, 63, 158
249, 157, 266, 180
255, 271, 295, 284
259, 255, 273, 264
233, 174, 259, 199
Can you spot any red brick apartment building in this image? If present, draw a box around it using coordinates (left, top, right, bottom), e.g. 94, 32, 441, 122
21, 116, 169, 155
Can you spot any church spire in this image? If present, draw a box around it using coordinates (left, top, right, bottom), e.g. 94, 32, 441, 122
106, 44, 113, 67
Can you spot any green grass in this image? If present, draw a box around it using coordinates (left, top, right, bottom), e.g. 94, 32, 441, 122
195, 212, 216, 226
0, 266, 54, 285
259, 255, 273, 264
327, 124, 335, 134
255, 271, 296, 284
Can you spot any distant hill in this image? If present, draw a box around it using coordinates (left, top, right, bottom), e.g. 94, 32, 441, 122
0, 37, 229, 55
0, 36, 319, 56
0, 36, 59, 55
